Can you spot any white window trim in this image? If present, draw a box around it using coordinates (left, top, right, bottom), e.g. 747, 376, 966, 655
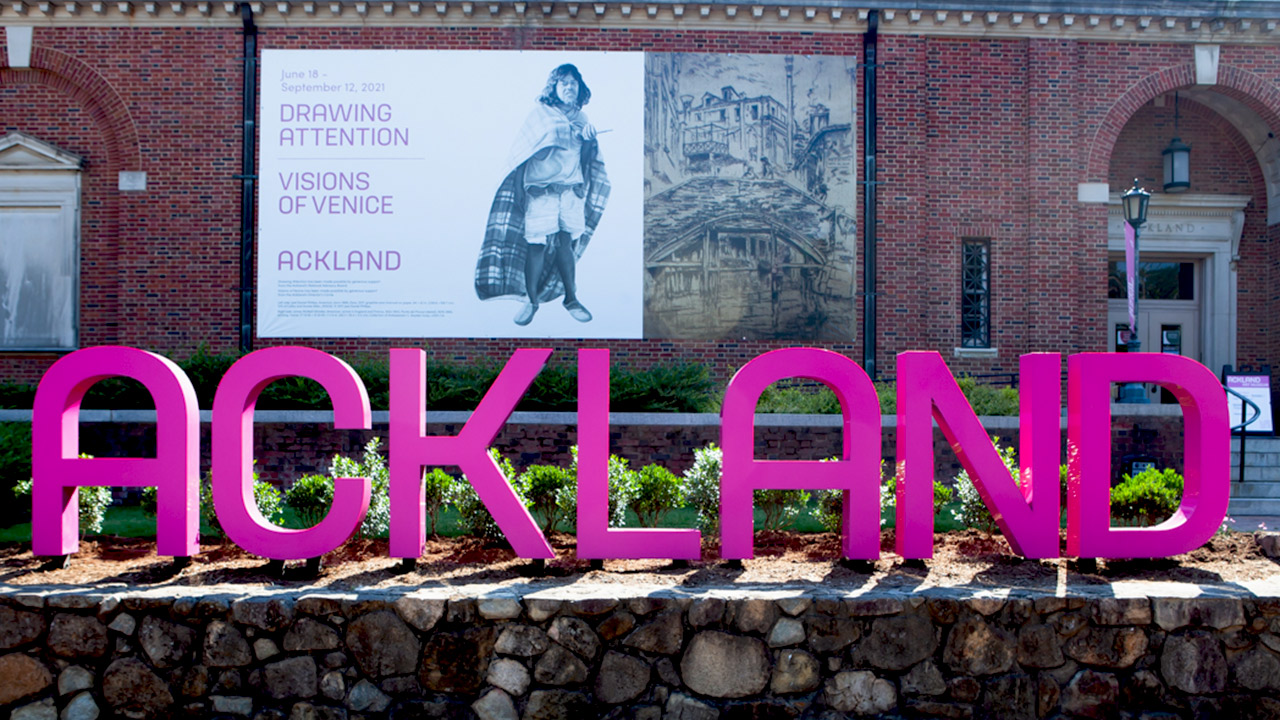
1107, 192, 1249, 375
0, 132, 84, 351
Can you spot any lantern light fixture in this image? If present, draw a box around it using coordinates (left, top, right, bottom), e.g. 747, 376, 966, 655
1162, 92, 1191, 193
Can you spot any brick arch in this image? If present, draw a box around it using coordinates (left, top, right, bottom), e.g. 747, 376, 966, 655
1087, 62, 1280, 181
1181, 99, 1269, 212
0, 46, 141, 172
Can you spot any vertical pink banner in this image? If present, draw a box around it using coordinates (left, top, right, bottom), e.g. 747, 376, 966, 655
1124, 221, 1137, 340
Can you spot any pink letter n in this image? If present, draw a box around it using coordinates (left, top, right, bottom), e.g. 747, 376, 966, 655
895, 352, 1061, 559
1066, 353, 1230, 559
32, 347, 199, 557
720, 348, 882, 560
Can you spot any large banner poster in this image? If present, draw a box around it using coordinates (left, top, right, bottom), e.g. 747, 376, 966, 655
258, 50, 645, 339
644, 54, 858, 341
257, 50, 855, 341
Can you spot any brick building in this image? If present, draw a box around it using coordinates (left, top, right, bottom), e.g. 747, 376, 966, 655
1, 0, 1278, 396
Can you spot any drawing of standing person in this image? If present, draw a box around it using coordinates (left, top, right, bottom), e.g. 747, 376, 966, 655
475, 63, 610, 326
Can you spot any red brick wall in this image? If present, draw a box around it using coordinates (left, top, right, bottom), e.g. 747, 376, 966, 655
1, 27, 1277, 389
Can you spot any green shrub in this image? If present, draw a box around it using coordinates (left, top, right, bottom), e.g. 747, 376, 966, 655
629, 464, 684, 528
284, 475, 334, 529
516, 464, 576, 536
880, 474, 954, 522
450, 449, 527, 539
814, 458, 931, 533
756, 489, 811, 531
0, 383, 36, 410
955, 377, 1020, 416
330, 438, 390, 538
567, 447, 634, 527
874, 382, 896, 415
684, 444, 723, 534
146, 470, 284, 539
423, 468, 457, 537
951, 437, 1017, 534
177, 345, 240, 407
1111, 468, 1183, 527
15, 454, 112, 535
610, 364, 716, 413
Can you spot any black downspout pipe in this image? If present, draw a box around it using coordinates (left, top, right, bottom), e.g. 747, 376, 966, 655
239, 3, 258, 354
862, 10, 879, 379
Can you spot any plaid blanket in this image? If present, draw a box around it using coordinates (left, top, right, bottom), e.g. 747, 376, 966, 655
475, 105, 610, 303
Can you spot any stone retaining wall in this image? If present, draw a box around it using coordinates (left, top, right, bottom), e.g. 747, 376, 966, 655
1, 583, 1278, 720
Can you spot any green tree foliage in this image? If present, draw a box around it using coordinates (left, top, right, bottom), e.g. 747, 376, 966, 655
450, 449, 528, 539
284, 474, 334, 529
0, 423, 33, 526
567, 447, 634, 527
144, 470, 284, 540
951, 438, 1018, 535
756, 489, 811, 531
330, 437, 390, 538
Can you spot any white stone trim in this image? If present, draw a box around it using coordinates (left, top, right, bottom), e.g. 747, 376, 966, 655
1078, 182, 1110, 203
0, 3, 1277, 42
118, 170, 147, 191
1195, 44, 1220, 85
4, 25, 33, 68
953, 347, 998, 360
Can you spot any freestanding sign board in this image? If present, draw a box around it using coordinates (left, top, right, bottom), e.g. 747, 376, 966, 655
1225, 371, 1273, 434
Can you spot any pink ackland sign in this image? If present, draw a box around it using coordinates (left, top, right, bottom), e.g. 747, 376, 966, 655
30, 347, 1230, 562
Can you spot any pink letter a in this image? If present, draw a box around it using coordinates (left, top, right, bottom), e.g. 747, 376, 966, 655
721, 348, 882, 560
32, 347, 199, 557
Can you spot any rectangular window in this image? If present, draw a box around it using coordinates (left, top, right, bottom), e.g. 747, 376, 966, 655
0, 134, 82, 351
960, 238, 991, 348
1107, 260, 1194, 300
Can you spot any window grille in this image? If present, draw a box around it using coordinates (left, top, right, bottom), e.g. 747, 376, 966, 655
960, 239, 991, 348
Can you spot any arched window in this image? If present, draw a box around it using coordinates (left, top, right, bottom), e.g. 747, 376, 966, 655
0, 132, 83, 350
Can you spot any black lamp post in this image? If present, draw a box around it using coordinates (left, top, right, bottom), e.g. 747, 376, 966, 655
1117, 179, 1151, 404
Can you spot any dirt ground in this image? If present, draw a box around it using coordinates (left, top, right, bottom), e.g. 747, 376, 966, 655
2, 530, 1276, 593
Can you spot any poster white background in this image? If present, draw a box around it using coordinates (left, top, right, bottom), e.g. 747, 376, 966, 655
1227, 374, 1274, 434
258, 50, 644, 339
